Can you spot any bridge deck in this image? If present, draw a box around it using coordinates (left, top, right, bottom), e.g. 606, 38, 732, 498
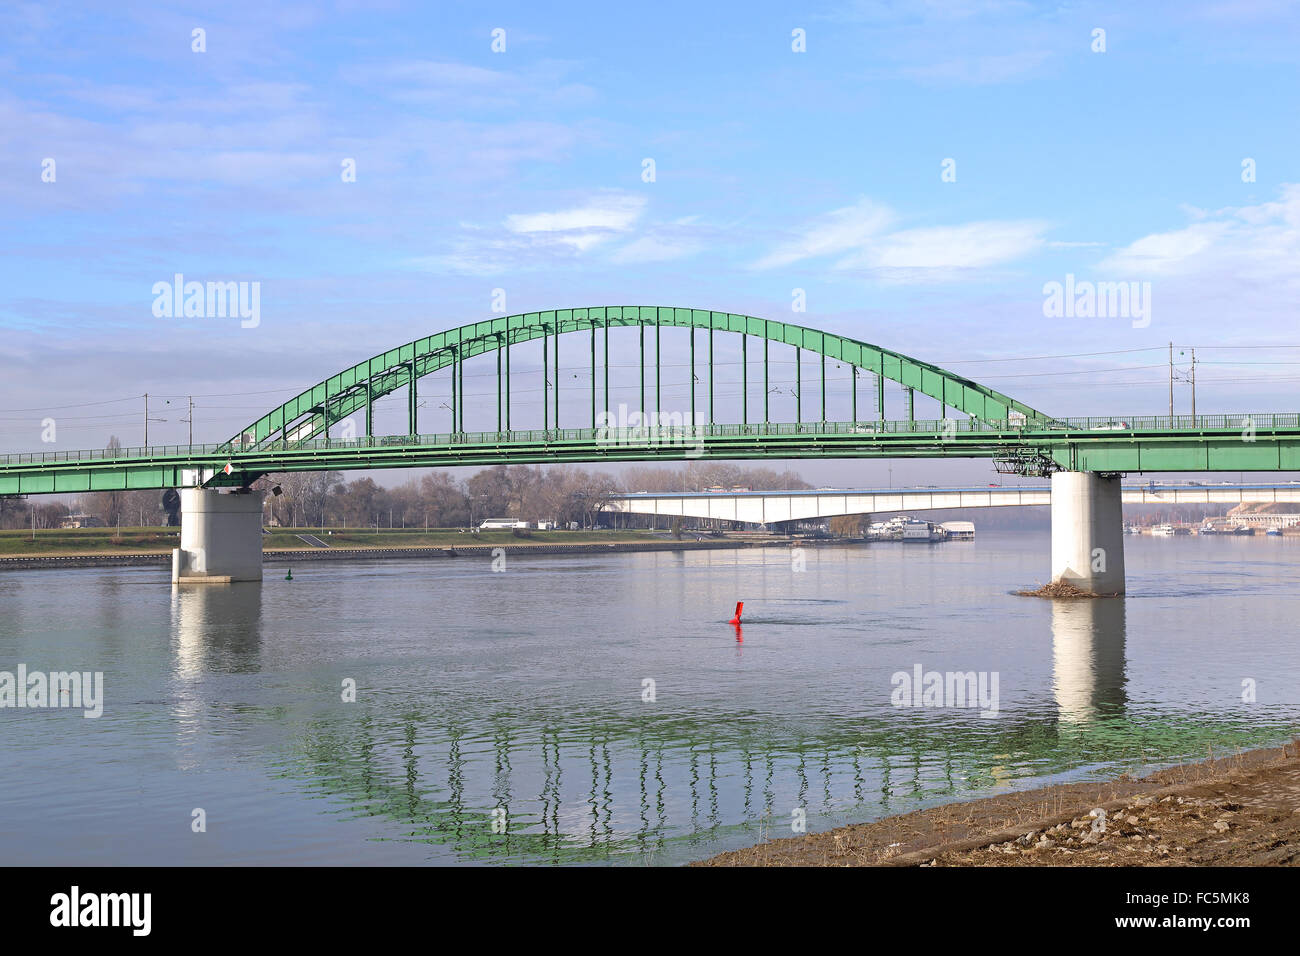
2, 414, 1299, 495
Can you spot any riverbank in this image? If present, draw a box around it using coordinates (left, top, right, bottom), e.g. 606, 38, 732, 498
696, 740, 1300, 866
0, 532, 794, 570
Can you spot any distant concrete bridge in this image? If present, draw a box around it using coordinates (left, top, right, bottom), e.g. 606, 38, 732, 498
607, 482, 1300, 526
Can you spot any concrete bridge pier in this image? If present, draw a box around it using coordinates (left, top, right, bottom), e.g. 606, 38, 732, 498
1050, 471, 1125, 595
171, 488, 264, 584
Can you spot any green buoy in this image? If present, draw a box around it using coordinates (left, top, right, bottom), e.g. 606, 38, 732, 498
285, 569, 293, 580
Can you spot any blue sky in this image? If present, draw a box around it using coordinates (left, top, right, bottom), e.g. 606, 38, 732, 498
3, 0, 1299, 483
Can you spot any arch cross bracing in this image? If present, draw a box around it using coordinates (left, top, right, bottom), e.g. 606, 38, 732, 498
227, 306, 1049, 450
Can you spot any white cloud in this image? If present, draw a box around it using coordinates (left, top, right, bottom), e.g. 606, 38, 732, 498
408, 192, 650, 274
506, 193, 645, 236
843, 220, 1047, 271
413, 195, 728, 274
754, 199, 1045, 281
610, 235, 701, 264
1099, 185, 1300, 282
752, 198, 895, 269
1099, 223, 1227, 274
503, 192, 647, 254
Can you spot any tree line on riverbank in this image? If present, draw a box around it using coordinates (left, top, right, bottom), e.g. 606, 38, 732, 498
0, 460, 810, 531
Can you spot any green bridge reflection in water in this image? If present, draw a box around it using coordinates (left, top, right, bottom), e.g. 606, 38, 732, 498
167, 577, 1295, 866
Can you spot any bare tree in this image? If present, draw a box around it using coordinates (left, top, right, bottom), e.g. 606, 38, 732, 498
87, 436, 127, 525
829, 514, 869, 537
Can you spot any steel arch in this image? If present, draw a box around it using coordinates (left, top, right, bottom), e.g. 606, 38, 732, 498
225, 306, 1051, 449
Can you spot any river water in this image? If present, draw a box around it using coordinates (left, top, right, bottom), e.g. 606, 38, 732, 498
2, 533, 1298, 866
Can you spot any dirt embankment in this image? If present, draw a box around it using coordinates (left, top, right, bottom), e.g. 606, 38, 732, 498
696, 741, 1300, 867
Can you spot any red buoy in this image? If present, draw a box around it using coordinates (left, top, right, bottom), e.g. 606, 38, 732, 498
728, 601, 743, 625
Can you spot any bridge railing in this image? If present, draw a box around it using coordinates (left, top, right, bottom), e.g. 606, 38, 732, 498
1030, 413, 1298, 432
0, 442, 232, 466
2, 413, 1296, 466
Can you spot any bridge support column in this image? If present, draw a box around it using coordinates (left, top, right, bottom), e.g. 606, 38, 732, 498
1051, 471, 1125, 595
172, 488, 264, 584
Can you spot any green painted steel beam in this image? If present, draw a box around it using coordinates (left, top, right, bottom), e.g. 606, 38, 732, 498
9, 416, 1300, 494
689, 327, 696, 426
655, 322, 661, 417
820, 351, 826, 423
407, 359, 417, 436
795, 346, 801, 424
742, 333, 748, 426
763, 337, 769, 424
708, 326, 714, 424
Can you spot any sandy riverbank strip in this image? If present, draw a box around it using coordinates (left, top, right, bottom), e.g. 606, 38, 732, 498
696, 740, 1300, 867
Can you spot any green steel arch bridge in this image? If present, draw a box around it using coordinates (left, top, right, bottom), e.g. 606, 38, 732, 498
5, 304, 1298, 592
3, 305, 1298, 497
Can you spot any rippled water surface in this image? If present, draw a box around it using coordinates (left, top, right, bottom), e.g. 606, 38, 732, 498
2, 532, 1298, 865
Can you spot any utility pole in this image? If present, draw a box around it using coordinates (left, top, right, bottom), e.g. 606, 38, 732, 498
186, 396, 193, 446
143, 393, 149, 446
1190, 348, 1197, 420
1168, 342, 1174, 419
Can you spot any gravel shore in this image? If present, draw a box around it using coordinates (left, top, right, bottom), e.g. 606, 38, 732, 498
696, 739, 1300, 866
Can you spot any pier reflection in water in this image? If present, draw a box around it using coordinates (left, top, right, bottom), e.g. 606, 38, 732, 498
171, 582, 263, 679
1051, 598, 1127, 724
1, 533, 1298, 865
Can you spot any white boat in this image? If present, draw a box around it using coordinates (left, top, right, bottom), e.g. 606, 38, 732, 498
901, 520, 944, 542
1151, 524, 1175, 536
